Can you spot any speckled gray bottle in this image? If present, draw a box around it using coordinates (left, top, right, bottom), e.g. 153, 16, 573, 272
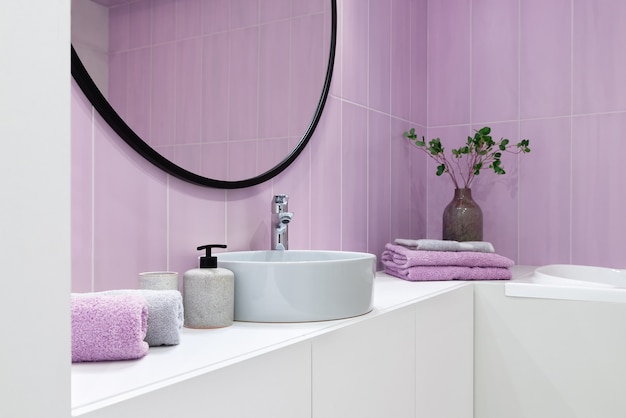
183, 244, 234, 329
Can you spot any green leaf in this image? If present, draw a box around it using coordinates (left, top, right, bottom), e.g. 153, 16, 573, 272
404, 128, 418, 140
436, 164, 446, 176
517, 139, 531, 153
429, 138, 443, 154
478, 126, 491, 135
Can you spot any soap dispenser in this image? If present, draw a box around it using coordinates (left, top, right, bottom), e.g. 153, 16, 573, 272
183, 244, 234, 329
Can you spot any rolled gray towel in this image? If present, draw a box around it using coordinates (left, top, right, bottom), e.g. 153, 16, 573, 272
102, 289, 184, 346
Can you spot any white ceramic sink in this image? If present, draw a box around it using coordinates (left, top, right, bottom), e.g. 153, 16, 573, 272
505, 264, 626, 304
216, 250, 376, 322
534, 264, 626, 288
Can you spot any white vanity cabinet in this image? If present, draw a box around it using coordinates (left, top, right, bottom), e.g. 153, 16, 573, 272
73, 278, 473, 418
413, 283, 473, 418
79, 341, 312, 418
312, 305, 417, 418
474, 282, 626, 418
311, 284, 473, 418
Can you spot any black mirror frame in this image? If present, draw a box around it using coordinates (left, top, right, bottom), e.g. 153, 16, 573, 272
71, 0, 336, 189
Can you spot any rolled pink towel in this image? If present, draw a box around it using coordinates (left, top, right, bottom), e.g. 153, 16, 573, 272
382, 243, 514, 269
71, 293, 149, 363
384, 265, 512, 281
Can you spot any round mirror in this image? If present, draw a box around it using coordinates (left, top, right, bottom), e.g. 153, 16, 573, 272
72, 0, 336, 188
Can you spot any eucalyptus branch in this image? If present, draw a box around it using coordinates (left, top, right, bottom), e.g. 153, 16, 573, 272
451, 153, 469, 187
403, 127, 531, 189
404, 129, 460, 188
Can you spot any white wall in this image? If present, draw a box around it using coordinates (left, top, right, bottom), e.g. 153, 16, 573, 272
0, 2, 71, 417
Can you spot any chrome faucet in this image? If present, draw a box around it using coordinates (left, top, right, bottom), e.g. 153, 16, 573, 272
272, 194, 294, 250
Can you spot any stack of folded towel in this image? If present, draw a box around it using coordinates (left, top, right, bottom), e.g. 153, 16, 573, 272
71, 289, 184, 363
382, 239, 514, 282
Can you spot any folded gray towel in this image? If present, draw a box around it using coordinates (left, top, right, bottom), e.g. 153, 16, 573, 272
101, 289, 184, 347
459, 241, 495, 253
394, 238, 495, 253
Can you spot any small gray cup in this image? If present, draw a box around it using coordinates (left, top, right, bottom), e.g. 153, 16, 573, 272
139, 271, 179, 291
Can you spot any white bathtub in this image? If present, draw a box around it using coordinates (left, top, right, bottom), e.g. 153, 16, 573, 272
505, 264, 626, 303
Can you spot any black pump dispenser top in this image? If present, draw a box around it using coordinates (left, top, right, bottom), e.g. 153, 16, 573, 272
197, 244, 227, 268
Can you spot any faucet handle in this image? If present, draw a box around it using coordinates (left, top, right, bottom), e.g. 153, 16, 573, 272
273, 194, 289, 213
273, 194, 288, 204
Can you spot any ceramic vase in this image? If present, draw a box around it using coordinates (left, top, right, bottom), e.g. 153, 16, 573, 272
442, 188, 483, 241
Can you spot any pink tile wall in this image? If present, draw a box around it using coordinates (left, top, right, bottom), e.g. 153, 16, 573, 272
71, 0, 427, 291
71, 81, 93, 293
72, 0, 626, 293
425, 0, 626, 268
427, 0, 470, 127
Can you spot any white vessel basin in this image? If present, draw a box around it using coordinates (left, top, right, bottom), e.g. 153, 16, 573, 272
534, 264, 626, 288
216, 250, 376, 322
505, 264, 626, 304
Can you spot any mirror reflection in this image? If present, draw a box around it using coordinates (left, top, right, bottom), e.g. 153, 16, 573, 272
72, 0, 332, 184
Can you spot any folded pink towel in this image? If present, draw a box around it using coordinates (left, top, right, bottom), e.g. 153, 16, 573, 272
71, 293, 149, 363
382, 243, 514, 269
384, 265, 512, 281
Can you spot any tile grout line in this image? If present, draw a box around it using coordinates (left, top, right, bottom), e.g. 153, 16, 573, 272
365, 0, 371, 253
166, 175, 170, 271
469, 0, 473, 128
339, 0, 344, 250
91, 107, 96, 292
569, 0, 574, 263
425, 0, 430, 238
387, 2, 398, 242
517, 0, 521, 264
256, 0, 261, 176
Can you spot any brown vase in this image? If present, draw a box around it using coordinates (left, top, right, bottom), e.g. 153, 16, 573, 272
442, 188, 483, 242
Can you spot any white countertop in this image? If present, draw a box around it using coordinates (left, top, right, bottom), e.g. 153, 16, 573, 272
71, 272, 469, 415
71, 265, 626, 416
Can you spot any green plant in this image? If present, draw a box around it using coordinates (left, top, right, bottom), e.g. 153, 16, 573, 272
403, 126, 530, 189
